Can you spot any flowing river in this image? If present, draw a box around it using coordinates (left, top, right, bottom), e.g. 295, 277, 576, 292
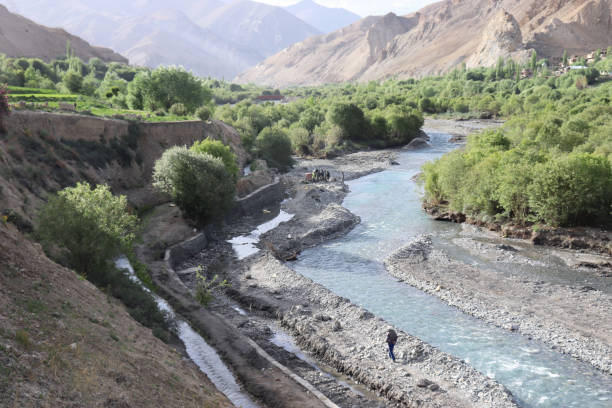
290, 131, 612, 408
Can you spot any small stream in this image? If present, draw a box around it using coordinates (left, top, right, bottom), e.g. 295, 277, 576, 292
115, 258, 258, 408
286, 132, 612, 408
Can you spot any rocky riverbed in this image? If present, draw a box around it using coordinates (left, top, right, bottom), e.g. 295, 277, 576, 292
384, 234, 612, 374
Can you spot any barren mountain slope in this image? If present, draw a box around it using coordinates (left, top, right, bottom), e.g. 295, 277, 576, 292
0, 4, 126, 63
286, 0, 361, 33
0, 224, 233, 408
198, 0, 321, 59
237, 0, 612, 86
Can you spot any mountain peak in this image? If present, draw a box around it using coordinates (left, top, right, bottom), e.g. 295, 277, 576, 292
238, 0, 612, 86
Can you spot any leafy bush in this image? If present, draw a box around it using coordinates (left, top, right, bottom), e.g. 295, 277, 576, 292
289, 127, 311, 155
190, 138, 239, 182
37, 183, 138, 280
528, 153, 611, 226
255, 127, 294, 171
153, 146, 235, 225
196, 106, 212, 121
35, 184, 170, 340
169, 103, 187, 116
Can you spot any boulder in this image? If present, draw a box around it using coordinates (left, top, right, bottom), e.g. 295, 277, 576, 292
404, 137, 430, 150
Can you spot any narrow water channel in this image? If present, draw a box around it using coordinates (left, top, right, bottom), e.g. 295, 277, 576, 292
290, 132, 612, 408
115, 258, 259, 408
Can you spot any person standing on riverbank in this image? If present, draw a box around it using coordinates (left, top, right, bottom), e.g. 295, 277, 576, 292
386, 329, 398, 362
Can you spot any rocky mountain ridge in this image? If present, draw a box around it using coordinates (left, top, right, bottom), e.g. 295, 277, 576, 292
237, 0, 612, 86
4, 0, 355, 78
0, 4, 126, 63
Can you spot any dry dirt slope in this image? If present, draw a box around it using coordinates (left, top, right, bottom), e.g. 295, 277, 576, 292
0, 223, 233, 408
0, 4, 126, 63
237, 0, 612, 86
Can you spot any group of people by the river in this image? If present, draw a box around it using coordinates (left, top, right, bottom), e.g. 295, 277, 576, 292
311, 169, 330, 182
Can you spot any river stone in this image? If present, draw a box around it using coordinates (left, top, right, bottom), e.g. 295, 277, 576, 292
404, 137, 430, 150
416, 378, 433, 388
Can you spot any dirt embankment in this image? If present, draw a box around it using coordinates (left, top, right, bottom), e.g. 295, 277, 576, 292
0, 223, 233, 408
424, 203, 612, 256
0, 111, 247, 222
0, 111, 251, 407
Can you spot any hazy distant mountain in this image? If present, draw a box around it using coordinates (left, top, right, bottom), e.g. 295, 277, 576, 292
196, 0, 321, 59
0, 4, 126, 63
7, 0, 321, 78
238, 0, 612, 87
285, 0, 361, 33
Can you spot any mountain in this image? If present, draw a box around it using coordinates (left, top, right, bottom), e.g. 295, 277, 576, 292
237, 0, 612, 87
196, 0, 321, 59
66, 8, 262, 79
285, 0, 361, 33
7, 0, 321, 78
0, 4, 126, 63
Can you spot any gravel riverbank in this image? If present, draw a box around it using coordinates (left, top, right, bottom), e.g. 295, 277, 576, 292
384, 235, 612, 374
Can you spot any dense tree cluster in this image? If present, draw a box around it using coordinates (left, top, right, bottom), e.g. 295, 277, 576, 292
422, 77, 612, 227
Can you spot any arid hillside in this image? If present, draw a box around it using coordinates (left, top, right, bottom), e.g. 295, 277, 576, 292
0, 4, 126, 63
0, 111, 250, 407
0, 222, 233, 408
237, 0, 612, 86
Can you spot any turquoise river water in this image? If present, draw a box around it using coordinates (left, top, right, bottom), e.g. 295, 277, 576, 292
291, 131, 612, 408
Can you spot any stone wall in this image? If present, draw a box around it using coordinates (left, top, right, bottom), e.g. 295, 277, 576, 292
1, 111, 247, 216
232, 178, 285, 217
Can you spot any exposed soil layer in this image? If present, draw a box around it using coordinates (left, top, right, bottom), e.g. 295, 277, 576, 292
423, 202, 612, 256
0, 223, 232, 408
385, 235, 612, 374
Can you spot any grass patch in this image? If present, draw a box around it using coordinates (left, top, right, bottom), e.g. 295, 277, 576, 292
23, 299, 46, 314
15, 330, 31, 350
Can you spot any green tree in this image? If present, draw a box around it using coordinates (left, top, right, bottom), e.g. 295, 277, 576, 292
190, 139, 239, 181
36, 183, 138, 281
288, 127, 311, 155
62, 71, 83, 93
153, 147, 235, 225
256, 127, 294, 171
327, 103, 367, 141
528, 153, 612, 226
530, 50, 538, 71
146, 67, 211, 112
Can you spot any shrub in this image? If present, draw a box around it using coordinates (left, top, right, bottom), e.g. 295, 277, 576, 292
169, 103, 187, 116
528, 153, 611, 226
190, 138, 239, 182
194, 267, 227, 306
37, 183, 138, 281
153, 146, 235, 225
288, 127, 311, 155
255, 127, 294, 171
196, 106, 212, 121
327, 103, 367, 141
